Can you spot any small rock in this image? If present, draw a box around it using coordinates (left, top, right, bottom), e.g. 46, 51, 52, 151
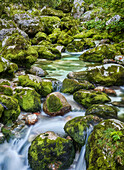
25, 114, 38, 125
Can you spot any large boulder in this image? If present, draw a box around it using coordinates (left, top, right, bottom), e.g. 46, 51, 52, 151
79, 44, 119, 62
73, 90, 111, 109
66, 38, 95, 52
18, 74, 53, 97
32, 45, 61, 60
86, 104, 117, 119
40, 16, 61, 34
0, 56, 18, 78
64, 115, 102, 146
28, 131, 75, 170
41, 7, 65, 18
43, 92, 71, 116
68, 64, 124, 86
0, 95, 20, 124
87, 64, 124, 86
1, 33, 38, 68
57, 31, 74, 46
13, 13, 43, 36
13, 87, 41, 112
0, 85, 13, 96
86, 119, 124, 170
61, 78, 94, 94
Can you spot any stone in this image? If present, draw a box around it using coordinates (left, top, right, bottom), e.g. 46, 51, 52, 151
43, 92, 71, 116
25, 114, 38, 125
86, 119, 124, 170
0, 85, 13, 96
28, 131, 75, 170
86, 104, 117, 119
106, 15, 121, 25
79, 44, 118, 63
0, 94, 20, 124
1, 33, 38, 68
87, 64, 124, 86
0, 56, 18, 78
61, 78, 94, 94
66, 38, 95, 52
64, 115, 102, 146
13, 87, 41, 112
18, 74, 53, 97
73, 90, 111, 108
28, 66, 48, 77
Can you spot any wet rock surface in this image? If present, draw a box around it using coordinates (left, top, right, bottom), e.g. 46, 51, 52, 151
43, 92, 71, 116
28, 131, 75, 170
86, 119, 124, 170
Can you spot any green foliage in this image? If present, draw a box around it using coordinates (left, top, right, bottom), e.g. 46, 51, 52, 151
110, 130, 123, 141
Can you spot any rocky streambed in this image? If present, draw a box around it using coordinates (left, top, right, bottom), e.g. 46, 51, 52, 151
0, 0, 124, 170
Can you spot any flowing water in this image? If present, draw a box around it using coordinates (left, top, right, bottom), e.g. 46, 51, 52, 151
0, 53, 124, 170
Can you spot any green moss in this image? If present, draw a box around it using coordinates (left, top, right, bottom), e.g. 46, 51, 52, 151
0, 57, 18, 78
57, 31, 74, 46
87, 64, 124, 86
40, 16, 61, 34
0, 85, 13, 96
48, 28, 61, 43
41, 7, 65, 18
31, 32, 47, 45
86, 104, 117, 119
32, 45, 61, 60
18, 74, 53, 96
86, 119, 124, 170
13, 87, 41, 112
73, 90, 111, 108
28, 131, 75, 170
0, 104, 4, 118
64, 115, 102, 146
0, 94, 20, 124
1, 33, 38, 68
79, 44, 119, 63
46, 94, 63, 112
61, 78, 94, 94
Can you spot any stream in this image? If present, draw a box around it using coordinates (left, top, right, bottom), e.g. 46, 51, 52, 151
0, 52, 124, 170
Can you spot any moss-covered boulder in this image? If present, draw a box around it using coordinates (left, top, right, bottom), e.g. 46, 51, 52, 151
28, 131, 75, 170
87, 64, 124, 86
31, 32, 47, 45
18, 74, 53, 97
43, 92, 71, 116
61, 78, 94, 94
67, 70, 88, 81
79, 44, 119, 62
0, 56, 18, 78
13, 87, 41, 112
57, 31, 74, 46
1, 33, 38, 68
0, 94, 20, 124
66, 38, 95, 52
73, 90, 111, 109
41, 7, 65, 18
0, 18, 17, 30
86, 119, 124, 170
74, 29, 96, 39
40, 16, 61, 34
32, 45, 61, 60
0, 85, 13, 96
57, 0, 73, 13
64, 115, 102, 146
48, 28, 61, 43
86, 104, 117, 119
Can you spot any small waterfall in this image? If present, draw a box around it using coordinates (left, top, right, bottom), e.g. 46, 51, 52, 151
0, 126, 32, 170
75, 125, 93, 170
